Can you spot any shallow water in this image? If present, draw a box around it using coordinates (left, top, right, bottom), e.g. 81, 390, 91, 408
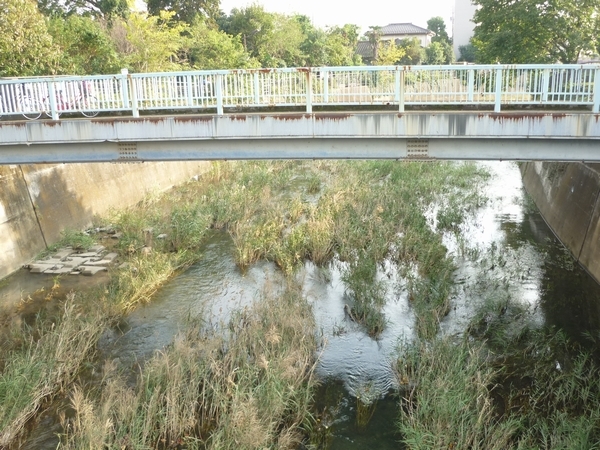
7, 160, 600, 448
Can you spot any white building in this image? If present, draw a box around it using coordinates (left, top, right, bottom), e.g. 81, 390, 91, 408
453, 0, 477, 59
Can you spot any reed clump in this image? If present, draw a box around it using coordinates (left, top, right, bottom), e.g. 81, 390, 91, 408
0, 295, 107, 447
397, 296, 600, 449
60, 283, 319, 449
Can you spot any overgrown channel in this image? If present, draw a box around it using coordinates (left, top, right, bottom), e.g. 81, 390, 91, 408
2, 160, 600, 449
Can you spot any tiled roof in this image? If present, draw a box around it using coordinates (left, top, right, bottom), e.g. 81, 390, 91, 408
380, 23, 433, 36
356, 41, 374, 58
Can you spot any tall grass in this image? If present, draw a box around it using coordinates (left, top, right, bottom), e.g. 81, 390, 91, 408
0, 295, 107, 447
60, 283, 319, 449
396, 337, 520, 450
397, 296, 600, 449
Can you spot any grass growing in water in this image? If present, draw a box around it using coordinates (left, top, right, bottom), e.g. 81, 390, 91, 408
397, 295, 600, 449
60, 283, 319, 449
0, 295, 107, 447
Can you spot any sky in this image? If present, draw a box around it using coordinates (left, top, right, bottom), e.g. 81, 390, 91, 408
219, 0, 455, 37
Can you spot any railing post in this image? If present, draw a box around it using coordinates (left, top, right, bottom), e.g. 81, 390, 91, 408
542, 69, 550, 103
216, 73, 224, 115
494, 67, 503, 112
186, 74, 194, 107
593, 68, 600, 113
306, 69, 312, 113
253, 72, 260, 105
397, 68, 405, 112
467, 69, 475, 102
323, 70, 329, 104
119, 69, 130, 109
129, 75, 139, 118
48, 82, 59, 120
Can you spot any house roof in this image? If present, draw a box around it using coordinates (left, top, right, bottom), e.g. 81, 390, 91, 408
380, 23, 433, 36
356, 41, 374, 58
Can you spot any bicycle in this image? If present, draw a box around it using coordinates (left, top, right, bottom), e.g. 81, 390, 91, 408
43, 82, 99, 118
0, 88, 44, 120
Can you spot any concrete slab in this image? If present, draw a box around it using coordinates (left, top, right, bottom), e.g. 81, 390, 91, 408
43, 267, 73, 274
77, 251, 103, 258
48, 249, 75, 260
80, 266, 108, 276
29, 263, 60, 273
61, 257, 91, 268
90, 245, 106, 252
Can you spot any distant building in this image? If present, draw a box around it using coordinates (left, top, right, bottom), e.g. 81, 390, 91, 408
453, 0, 477, 59
356, 23, 435, 63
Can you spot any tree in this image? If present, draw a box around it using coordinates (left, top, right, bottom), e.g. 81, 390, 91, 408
0, 0, 60, 76
424, 41, 445, 65
472, 0, 600, 63
397, 37, 424, 65
48, 15, 122, 74
114, 10, 188, 72
323, 24, 362, 66
184, 18, 258, 68
38, 0, 129, 19
221, 4, 274, 61
427, 16, 450, 44
375, 40, 405, 65
365, 26, 382, 62
458, 43, 476, 62
146, 0, 220, 25
260, 13, 306, 67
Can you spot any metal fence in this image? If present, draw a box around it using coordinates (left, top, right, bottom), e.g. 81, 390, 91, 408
1, 64, 599, 120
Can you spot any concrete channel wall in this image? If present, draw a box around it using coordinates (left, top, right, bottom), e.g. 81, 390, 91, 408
0, 161, 210, 279
521, 161, 600, 283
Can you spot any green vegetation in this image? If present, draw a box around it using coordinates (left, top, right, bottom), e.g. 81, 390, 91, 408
0, 159, 489, 447
395, 237, 600, 449
0, 0, 459, 76
472, 0, 600, 63
60, 284, 318, 449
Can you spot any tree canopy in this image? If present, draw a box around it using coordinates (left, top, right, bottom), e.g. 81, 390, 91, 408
472, 0, 600, 63
0, 0, 59, 76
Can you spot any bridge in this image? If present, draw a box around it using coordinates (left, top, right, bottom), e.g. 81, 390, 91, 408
1, 64, 599, 164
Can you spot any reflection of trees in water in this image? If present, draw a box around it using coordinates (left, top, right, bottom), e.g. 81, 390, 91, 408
517, 209, 600, 342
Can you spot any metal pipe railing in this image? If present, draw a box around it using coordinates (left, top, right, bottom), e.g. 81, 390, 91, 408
0, 64, 598, 120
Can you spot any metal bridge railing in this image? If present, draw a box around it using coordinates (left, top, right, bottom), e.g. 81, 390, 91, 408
1, 64, 599, 120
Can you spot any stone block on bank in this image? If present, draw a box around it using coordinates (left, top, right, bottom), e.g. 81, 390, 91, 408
80, 266, 108, 276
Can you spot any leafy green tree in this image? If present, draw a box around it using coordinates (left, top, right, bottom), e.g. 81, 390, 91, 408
397, 37, 424, 65
427, 16, 450, 44
365, 26, 382, 62
472, 0, 600, 63
146, 0, 220, 25
458, 43, 476, 62
115, 10, 188, 72
184, 18, 258, 68
38, 0, 128, 19
323, 24, 362, 66
48, 15, 122, 74
221, 4, 274, 61
260, 13, 306, 66
375, 40, 405, 65
424, 41, 445, 65
0, 0, 60, 75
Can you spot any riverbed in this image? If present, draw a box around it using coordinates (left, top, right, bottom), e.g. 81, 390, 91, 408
5, 160, 600, 448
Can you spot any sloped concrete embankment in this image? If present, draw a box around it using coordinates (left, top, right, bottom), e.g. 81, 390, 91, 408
521, 162, 600, 283
0, 162, 210, 279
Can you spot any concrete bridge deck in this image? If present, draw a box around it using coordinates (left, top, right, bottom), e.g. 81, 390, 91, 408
1, 111, 599, 164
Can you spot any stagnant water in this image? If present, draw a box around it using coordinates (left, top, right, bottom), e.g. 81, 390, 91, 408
5, 160, 600, 448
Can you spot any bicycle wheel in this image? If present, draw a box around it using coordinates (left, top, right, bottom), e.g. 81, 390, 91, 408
21, 96, 42, 120
81, 95, 99, 118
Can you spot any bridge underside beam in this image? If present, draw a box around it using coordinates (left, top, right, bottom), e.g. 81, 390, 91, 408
2, 138, 600, 164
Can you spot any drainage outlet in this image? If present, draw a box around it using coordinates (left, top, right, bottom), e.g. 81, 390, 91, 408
407, 139, 430, 159
118, 143, 139, 161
